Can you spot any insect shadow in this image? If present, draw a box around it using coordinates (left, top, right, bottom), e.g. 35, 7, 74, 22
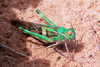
27, 36, 84, 61
27, 36, 84, 53
56, 41, 84, 53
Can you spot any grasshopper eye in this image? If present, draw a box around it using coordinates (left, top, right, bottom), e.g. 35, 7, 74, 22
68, 30, 72, 36
66, 28, 75, 40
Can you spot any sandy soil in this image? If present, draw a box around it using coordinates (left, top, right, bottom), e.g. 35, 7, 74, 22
0, 0, 100, 67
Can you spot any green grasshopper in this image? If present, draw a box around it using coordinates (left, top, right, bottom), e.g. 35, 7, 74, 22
10, 9, 75, 61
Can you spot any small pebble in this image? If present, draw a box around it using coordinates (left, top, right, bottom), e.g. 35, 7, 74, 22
57, 56, 61, 60
98, 20, 100, 23
89, 55, 92, 58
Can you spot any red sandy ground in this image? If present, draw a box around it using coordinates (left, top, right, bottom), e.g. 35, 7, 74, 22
0, 0, 100, 67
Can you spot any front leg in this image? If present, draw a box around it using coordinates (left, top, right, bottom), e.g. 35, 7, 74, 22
47, 41, 59, 48
51, 45, 75, 61
64, 42, 69, 52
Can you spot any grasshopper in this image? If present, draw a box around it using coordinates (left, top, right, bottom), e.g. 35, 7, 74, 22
10, 9, 75, 61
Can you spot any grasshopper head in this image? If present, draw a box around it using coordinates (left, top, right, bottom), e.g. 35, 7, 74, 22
57, 27, 75, 41
65, 28, 75, 40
